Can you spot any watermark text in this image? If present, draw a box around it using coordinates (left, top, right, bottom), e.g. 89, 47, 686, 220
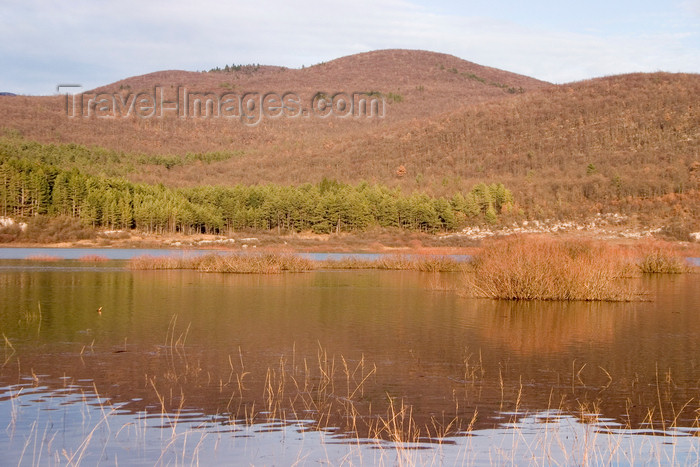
59, 85, 386, 126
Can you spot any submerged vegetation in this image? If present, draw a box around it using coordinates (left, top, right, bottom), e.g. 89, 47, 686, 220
7, 341, 700, 464
3, 266, 699, 464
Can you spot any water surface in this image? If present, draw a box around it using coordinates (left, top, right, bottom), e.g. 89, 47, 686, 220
0, 260, 698, 464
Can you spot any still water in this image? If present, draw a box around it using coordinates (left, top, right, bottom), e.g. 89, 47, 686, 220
0, 247, 412, 261
0, 257, 698, 465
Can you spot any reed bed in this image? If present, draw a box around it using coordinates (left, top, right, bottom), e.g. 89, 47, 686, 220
128, 255, 185, 270
466, 236, 639, 301
128, 239, 690, 280
320, 254, 464, 272
77, 254, 110, 262
130, 252, 465, 273
24, 255, 61, 262
635, 240, 690, 274
316, 256, 377, 269
380, 254, 463, 272
197, 252, 314, 273
129, 253, 315, 273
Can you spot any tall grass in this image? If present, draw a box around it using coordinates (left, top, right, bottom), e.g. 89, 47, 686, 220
129, 253, 314, 273
320, 254, 463, 272
635, 240, 689, 274
77, 254, 109, 262
378, 254, 463, 272
25, 255, 61, 262
130, 252, 465, 273
467, 236, 639, 301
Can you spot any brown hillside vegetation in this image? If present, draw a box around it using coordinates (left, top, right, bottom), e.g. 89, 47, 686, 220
121, 72, 698, 232
1, 50, 698, 233
306, 73, 700, 221
0, 49, 549, 155
94, 49, 548, 101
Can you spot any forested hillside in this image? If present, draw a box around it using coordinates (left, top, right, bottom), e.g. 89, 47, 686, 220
0, 150, 515, 237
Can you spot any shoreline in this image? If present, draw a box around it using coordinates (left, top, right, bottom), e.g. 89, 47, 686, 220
1, 230, 481, 256
2, 229, 700, 258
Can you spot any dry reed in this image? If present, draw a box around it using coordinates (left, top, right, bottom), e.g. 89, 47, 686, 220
635, 241, 689, 274
320, 254, 464, 272
77, 254, 110, 262
6, 321, 700, 465
466, 236, 639, 301
129, 253, 314, 273
24, 255, 61, 262
130, 252, 465, 273
378, 254, 463, 272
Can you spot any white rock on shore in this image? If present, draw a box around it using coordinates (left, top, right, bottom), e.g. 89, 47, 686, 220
444, 214, 665, 241
0, 216, 27, 231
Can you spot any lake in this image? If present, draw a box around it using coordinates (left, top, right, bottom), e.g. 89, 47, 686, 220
0, 255, 698, 465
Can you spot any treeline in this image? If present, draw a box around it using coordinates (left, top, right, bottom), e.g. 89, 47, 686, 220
209, 63, 261, 73
0, 157, 515, 234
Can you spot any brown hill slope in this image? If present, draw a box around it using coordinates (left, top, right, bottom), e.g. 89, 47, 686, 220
122, 72, 696, 231
93, 49, 549, 115
127, 72, 696, 183
0, 49, 550, 155
306, 72, 700, 227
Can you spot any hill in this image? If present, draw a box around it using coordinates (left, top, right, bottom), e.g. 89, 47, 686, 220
0, 51, 698, 236
262, 72, 698, 234
0, 49, 550, 155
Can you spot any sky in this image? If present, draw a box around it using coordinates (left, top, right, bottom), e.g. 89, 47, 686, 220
1, 0, 699, 95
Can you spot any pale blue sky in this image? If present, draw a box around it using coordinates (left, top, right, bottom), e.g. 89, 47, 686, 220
1, 0, 698, 95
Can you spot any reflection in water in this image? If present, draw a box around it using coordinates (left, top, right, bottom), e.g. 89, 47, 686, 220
479, 300, 626, 354
0, 262, 699, 463
1, 382, 698, 466
0, 247, 222, 260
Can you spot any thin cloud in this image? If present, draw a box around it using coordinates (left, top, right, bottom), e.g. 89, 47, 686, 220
0, 0, 698, 94
682, 0, 700, 15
